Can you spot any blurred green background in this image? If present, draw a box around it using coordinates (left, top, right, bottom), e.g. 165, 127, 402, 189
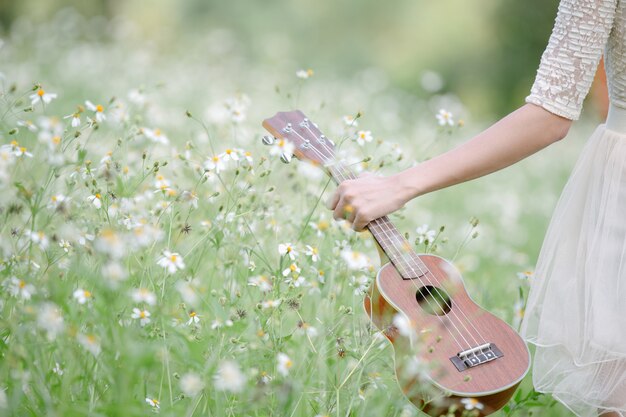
0, 0, 564, 120
0, 1, 600, 416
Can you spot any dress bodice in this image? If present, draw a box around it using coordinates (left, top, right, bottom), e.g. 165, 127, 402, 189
526, 0, 626, 120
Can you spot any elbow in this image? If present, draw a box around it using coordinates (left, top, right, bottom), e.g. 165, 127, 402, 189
552, 118, 573, 142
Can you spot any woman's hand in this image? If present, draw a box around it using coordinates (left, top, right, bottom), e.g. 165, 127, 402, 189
326, 171, 412, 232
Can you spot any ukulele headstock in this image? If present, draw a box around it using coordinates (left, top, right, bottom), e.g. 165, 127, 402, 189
262, 110, 335, 166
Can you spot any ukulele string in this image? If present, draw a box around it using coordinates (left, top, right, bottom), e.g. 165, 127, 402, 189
332, 165, 483, 352
369, 216, 489, 347
297, 121, 490, 351
291, 123, 480, 352
297, 119, 490, 348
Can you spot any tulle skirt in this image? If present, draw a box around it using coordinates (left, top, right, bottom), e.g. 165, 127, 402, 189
520, 104, 626, 417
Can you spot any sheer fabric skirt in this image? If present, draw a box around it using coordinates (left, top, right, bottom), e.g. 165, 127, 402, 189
520, 108, 626, 417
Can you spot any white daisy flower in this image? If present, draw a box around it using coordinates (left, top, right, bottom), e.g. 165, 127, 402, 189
131, 307, 151, 326
85, 100, 106, 123
277, 353, 293, 376
52, 362, 64, 375
130, 288, 156, 306
278, 243, 298, 260
342, 114, 359, 127
145, 397, 160, 409
261, 299, 281, 309
460, 398, 484, 411
73, 288, 93, 304
30, 88, 57, 106
204, 154, 227, 173
282, 263, 301, 277
27, 230, 49, 250
349, 275, 370, 295
157, 250, 185, 273
296, 69, 314, 79
37, 302, 64, 341
77, 333, 101, 357
340, 248, 370, 270
304, 245, 320, 262
3, 277, 36, 300
142, 127, 169, 144
248, 275, 272, 292
415, 224, 436, 245
435, 109, 454, 127
180, 372, 204, 397
87, 193, 102, 209
355, 130, 373, 146
214, 360, 246, 393
186, 311, 201, 326
64, 112, 81, 127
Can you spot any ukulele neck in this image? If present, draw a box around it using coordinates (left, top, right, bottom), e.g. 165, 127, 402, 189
326, 163, 427, 280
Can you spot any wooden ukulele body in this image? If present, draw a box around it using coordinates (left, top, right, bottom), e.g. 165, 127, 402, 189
364, 250, 530, 416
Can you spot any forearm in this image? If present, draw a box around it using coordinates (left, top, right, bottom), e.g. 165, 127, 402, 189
397, 103, 573, 200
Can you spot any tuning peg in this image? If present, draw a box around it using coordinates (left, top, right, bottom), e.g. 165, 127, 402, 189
262, 135, 276, 145
280, 152, 292, 164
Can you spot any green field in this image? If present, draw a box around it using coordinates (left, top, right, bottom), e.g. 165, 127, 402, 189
0, 4, 600, 416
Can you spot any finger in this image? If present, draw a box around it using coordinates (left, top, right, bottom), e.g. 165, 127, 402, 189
333, 199, 355, 223
333, 197, 347, 221
327, 190, 340, 210
352, 212, 368, 232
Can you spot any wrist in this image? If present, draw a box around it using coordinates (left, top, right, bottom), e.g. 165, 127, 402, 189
393, 165, 423, 203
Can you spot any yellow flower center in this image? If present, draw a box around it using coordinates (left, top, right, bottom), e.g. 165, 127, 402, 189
212, 155, 219, 162
154, 128, 161, 136
189, 311, 196, 317
10, 140, 18, 146
19, 280, 26, 288
95, 193, 101, 199
52, 136, 61, 145
139, 311, 146, 318
226, 149, 232, 154
170, 254, 177, 262
84, 290, 91, 298
95, 104, 103, 113
37, 89, 45, 97
285, 359, 293, 368
289, 264, 297, 271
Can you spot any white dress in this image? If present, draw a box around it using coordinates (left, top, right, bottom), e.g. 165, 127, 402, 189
521, 0, 626, 416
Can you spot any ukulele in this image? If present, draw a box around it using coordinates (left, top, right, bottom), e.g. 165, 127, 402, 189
262, 110, 530, 416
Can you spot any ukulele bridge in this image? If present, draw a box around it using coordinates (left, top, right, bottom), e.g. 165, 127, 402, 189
449, 342, 503, 372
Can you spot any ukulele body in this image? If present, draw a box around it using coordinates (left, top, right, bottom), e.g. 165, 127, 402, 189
364, 253, 530, 416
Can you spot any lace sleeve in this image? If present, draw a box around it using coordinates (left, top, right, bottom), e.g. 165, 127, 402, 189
526, 0, 618, 120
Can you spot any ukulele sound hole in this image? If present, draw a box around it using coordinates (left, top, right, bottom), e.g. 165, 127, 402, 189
415, 285, 452, 316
